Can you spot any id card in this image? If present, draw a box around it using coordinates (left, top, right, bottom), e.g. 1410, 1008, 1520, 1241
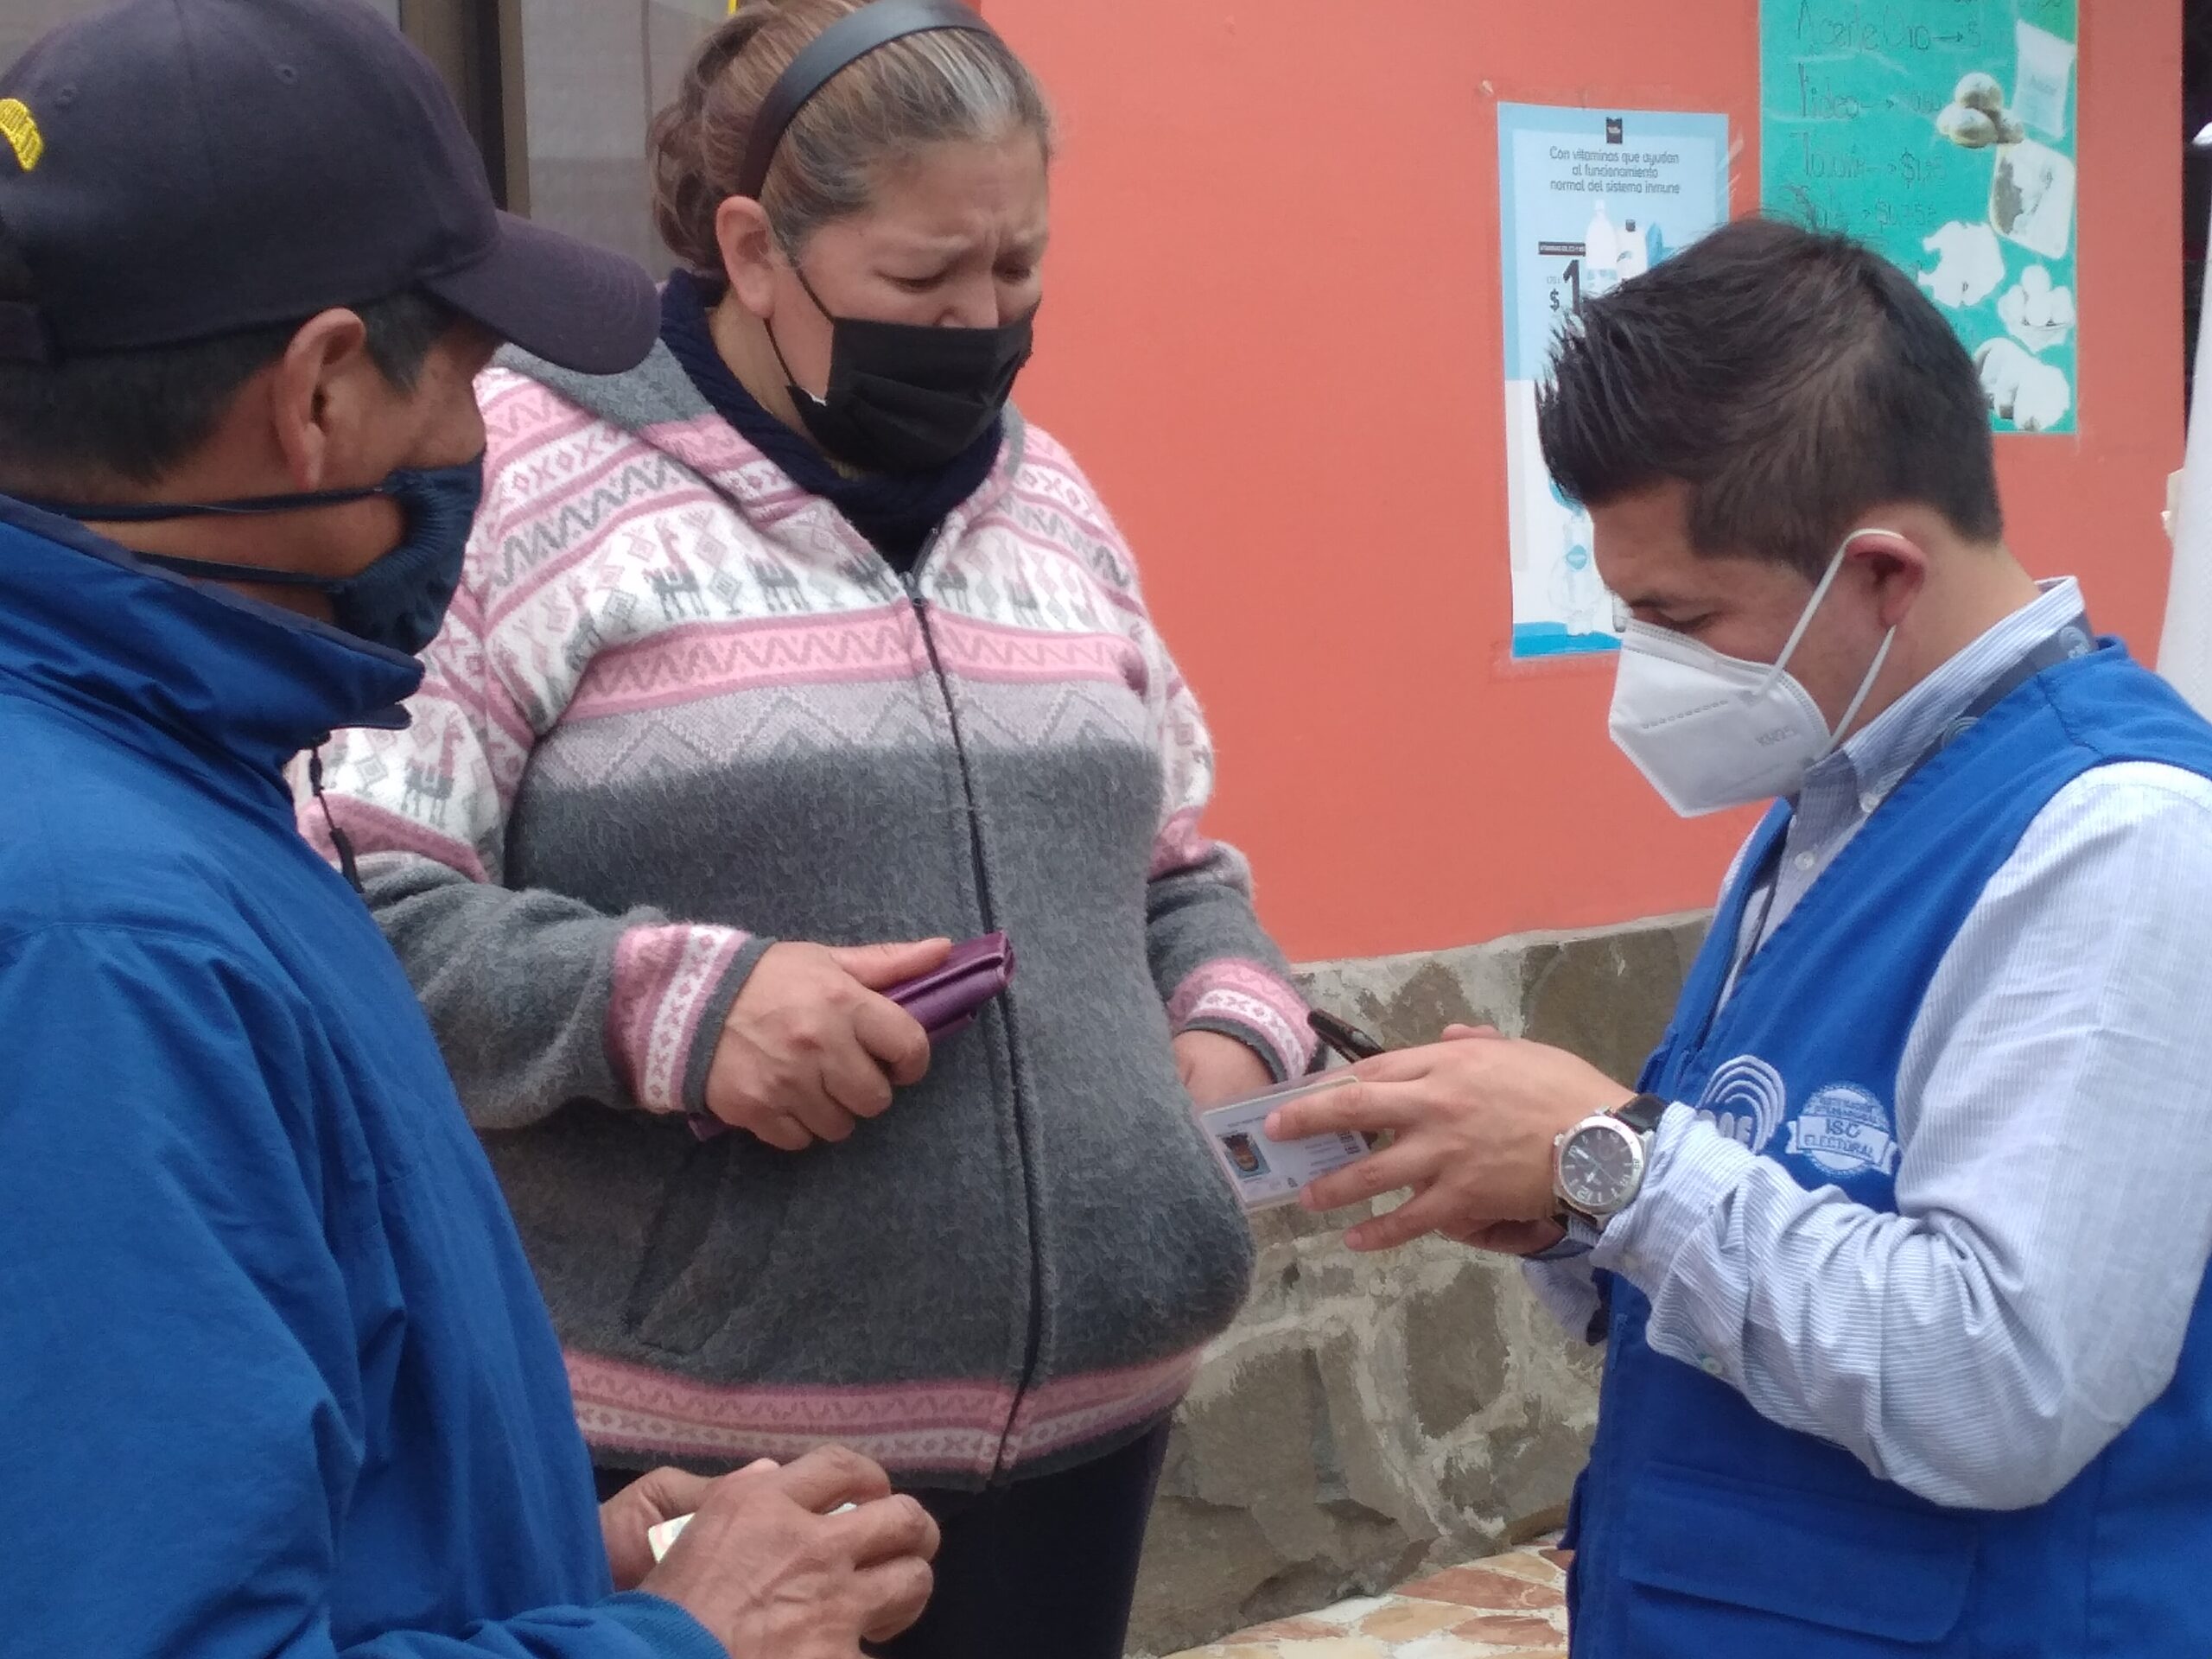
1199, 1073, 1370, 1212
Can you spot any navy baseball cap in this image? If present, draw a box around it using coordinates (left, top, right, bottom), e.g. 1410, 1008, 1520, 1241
0, 0, 658, 372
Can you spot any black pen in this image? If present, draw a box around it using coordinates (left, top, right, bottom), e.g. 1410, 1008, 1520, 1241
1308, 1008, 1386, 1065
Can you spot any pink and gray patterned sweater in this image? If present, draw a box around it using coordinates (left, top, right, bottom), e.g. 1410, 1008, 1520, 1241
309, 344, 1315, 1487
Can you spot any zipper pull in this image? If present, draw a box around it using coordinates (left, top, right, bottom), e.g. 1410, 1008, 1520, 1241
305, 746, 366, 897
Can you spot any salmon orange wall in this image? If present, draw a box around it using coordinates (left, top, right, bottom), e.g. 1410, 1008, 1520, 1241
986, 0, 2182, 963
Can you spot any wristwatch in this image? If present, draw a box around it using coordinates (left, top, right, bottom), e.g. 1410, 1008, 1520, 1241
1554, 1093, 1669, 1226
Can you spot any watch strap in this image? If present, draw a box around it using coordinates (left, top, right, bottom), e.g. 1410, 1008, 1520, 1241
1612, 1092, 1668, 1135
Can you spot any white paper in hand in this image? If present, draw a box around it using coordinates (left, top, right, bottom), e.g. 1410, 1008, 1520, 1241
647, 1501, 860, 1563
1198, 1073, 1370, 1212
645, 1513, 691, 1563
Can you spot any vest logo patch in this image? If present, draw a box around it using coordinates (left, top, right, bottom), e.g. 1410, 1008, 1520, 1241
1787, 1084, 1900, 1177
0, 99, 42, 172
1694, 1054, 1786, 1154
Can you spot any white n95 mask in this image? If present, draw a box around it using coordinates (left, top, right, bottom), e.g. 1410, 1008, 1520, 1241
1607, 531, 1898, 817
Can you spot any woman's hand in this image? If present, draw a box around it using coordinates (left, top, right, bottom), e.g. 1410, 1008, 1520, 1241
703, 939, 950, 1151
1174, 1029, 1274, 1109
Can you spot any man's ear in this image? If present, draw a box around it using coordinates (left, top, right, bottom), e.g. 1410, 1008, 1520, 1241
715, 196, 782, 321
1845, 529, 1930, 631
266, 308, 381, 491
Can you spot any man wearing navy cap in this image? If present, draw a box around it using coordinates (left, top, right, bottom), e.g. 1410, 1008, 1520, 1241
0, 3, 934, 1654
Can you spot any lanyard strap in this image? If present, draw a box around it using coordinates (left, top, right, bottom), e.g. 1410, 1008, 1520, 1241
1882, 612, 2094, 799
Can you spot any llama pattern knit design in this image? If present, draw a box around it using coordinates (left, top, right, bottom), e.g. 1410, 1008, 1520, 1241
308, 344, 1314, 1486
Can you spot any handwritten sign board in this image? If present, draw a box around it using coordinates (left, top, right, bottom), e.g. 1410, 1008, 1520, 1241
1497, 103, 1729, 658
1760, 1, 2079, 435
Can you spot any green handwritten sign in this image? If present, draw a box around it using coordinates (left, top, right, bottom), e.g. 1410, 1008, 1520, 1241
1761, 0, 2078, 434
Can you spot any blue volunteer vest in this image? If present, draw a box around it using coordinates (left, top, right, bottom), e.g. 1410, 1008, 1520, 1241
1567, 643, 2212, 1657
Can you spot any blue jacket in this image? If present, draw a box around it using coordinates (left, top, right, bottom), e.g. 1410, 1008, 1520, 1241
1568, 643, 2212, 1657
0, 497, 721, 1657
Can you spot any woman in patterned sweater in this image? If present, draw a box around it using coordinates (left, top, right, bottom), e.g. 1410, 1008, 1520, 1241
310, 3, 1313, 1656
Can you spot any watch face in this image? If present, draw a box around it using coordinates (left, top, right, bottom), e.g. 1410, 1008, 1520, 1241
1560, 1122, 1639, 1211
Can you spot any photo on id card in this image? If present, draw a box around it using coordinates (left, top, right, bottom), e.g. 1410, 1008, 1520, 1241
1199, 1072, 1370, 1212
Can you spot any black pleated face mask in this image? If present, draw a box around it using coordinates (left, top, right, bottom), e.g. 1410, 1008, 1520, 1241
769, 263, 1033, 474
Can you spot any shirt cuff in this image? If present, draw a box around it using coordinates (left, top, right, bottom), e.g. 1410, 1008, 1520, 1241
1588, 1103, 1762, 1294
1523, 1255, 1605, 1343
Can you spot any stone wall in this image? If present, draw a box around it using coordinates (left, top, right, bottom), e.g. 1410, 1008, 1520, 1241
1128, 912, 1707, 1656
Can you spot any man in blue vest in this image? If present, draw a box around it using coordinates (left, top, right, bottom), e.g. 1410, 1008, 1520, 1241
0, 3, 935, 1653
1274, 217, 2212, 1656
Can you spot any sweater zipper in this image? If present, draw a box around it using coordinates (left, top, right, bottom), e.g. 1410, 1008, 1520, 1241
900, 562, 1046, 1483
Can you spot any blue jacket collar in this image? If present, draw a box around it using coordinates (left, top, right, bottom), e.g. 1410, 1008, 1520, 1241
0, 493, 420, 779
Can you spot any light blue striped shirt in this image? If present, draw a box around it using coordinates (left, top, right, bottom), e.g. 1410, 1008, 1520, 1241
1529, 579, 2212, 1510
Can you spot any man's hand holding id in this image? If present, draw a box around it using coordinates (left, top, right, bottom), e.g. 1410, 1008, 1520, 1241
1266, 1025, 1634, 1252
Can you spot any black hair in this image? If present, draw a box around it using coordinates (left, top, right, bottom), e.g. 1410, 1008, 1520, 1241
1537, 216, 2003, 578
0, 219, 457, 494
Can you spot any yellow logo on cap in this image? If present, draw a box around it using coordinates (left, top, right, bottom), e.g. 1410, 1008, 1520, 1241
0, 99, 41, 173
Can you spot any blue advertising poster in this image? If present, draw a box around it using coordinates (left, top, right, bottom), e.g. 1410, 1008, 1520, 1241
1497, 104, 1730, 659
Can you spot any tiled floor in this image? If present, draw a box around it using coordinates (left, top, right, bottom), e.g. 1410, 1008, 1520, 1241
1163, 1546, 1571, 1659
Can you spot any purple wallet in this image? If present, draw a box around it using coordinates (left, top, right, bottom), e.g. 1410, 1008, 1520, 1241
891, 930, 1016, 1044
689, 932, 1015, 1141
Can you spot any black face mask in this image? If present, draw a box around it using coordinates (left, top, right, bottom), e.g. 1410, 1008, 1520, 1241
768, 263, 1033, 475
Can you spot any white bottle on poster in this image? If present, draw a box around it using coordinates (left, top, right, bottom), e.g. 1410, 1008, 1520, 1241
1614, 217, 1649, 283
1584, 200, 1621, 296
